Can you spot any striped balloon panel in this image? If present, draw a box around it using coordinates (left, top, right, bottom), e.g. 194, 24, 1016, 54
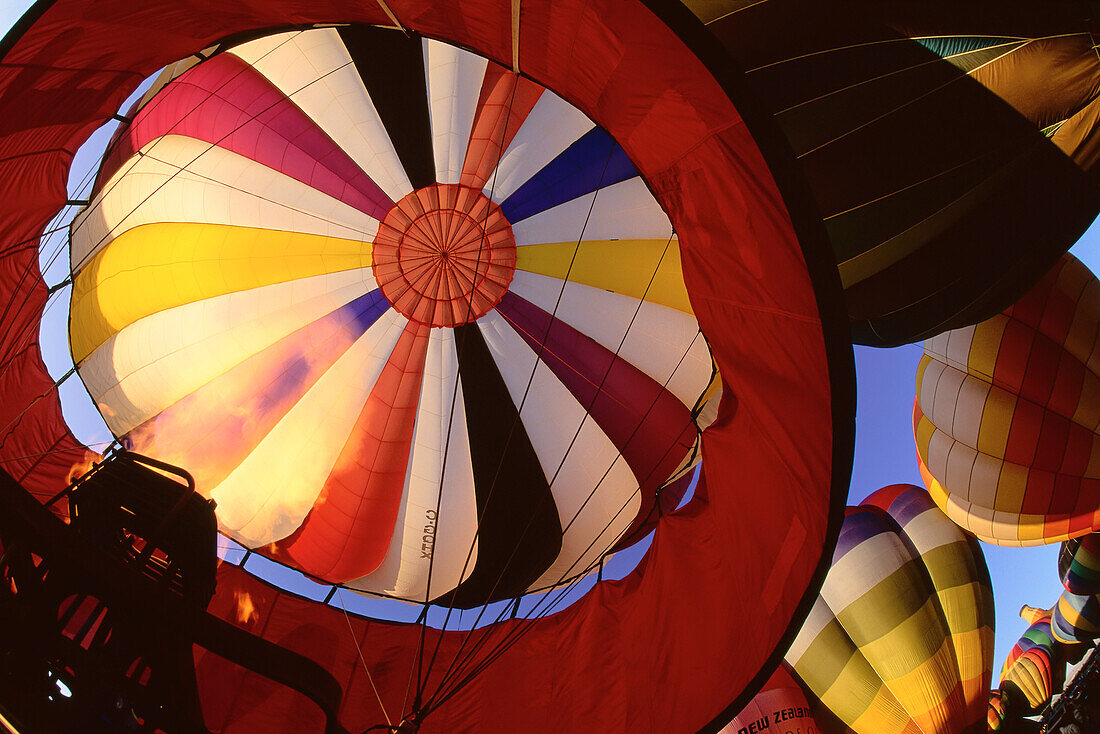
67, 28, 717, 606
786, 597, 921, 734
1052, 589, 1100, 643
861, 485, 995, 728
786, 487, 993, 734
914, 253, 1100, 547
986, 690, 1005, 730
1060, 532, 1100, 594
999, 613, 1055, 712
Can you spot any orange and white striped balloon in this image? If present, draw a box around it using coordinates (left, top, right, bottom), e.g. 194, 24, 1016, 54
914, 253, 1100, 546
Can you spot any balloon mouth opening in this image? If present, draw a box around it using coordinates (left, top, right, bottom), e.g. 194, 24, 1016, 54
372, 183, 517, 327
47, 16, 725, 631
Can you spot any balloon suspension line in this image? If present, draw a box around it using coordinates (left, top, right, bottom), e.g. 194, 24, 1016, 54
0, 366, 75, 455
0, 217, 75, 386
375, 0, 408, 35
2, 31, 386, 482
0, 189, 107, 432
421, 228, 679, 702
0, 32, 316, 408
421, 234, 694, 714
67, 29, 344, 276
407, 61, 525, 721
425, 426, 687, 715
414, 136, 624, 709
0, 27, 321, 396
0, 28, 323, 398
0, 32, 360, 503
0, 89, 134, 387
415, 104, 688, 710
335, 589, 394, 730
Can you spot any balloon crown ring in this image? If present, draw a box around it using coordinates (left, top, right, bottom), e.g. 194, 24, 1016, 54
371, 184, 517, 328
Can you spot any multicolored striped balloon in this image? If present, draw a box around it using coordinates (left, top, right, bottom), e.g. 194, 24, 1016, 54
68, 28, 719, 606
914, 253, 1100, 546
785, 484, 994, 734
1060, 532, 1100, 594
986, 690, 1005, 730
1000, 607, 1058, 713
1052, 589, 1100, 644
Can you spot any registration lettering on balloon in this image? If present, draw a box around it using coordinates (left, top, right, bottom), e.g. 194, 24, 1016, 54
724, 662, 823, 734
736, 718, 816, 734
421, 509, 438, 560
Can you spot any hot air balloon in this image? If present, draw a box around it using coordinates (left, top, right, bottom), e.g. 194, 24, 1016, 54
70, 25, 725, 606
721, 662, 823, 734
683, 0, 1100, 346
915, 253, 1100, 547
785, 484, 994, 734
0, 1, 854, 732
1000, 606, 1061, 714
1052, 589, 1100, 645
1060, 533, 1100, 595
987, 689, 1006, 730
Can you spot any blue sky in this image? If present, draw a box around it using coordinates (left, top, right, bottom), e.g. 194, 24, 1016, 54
1, 0, 1091, 691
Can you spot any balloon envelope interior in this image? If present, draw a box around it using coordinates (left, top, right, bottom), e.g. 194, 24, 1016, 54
67, 27, 717, 607
1, 1, 849, 730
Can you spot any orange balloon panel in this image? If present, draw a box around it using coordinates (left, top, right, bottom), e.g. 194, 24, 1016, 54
915, 253, 1100, 546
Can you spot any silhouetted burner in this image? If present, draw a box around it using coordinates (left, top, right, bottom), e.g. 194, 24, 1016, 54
69, 452, 218, 609
0, 450, 217, 733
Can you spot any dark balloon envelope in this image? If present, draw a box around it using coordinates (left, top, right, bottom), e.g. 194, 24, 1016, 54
0, 1, 853, 732
685, 0, 1100, 346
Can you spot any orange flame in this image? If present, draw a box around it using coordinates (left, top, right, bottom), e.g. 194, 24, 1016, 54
115, 317, 370, 545
119, 319, 362, 502
66, 449, 103, 485
234, 589, 258, 626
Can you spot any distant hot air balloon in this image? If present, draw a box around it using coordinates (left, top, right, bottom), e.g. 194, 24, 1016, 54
785, 484, 994, 734
987, 689, 1006, 730
1052, 589, 1100, 645
915, 253, 1100, 546
1060, 532, 1100, 595
0, 0, 854, 732
1000, 606, 1060, 714
721, 662, 823, 734
683, 0, 1100, 346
